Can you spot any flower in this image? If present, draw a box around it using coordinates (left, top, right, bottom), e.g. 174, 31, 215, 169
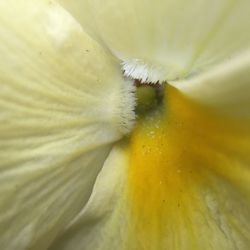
0, 0, 250, 250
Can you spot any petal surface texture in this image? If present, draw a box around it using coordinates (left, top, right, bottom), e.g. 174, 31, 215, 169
0, 1, 135, 249
51, 86, 250, 250
170, 51, 250, 118
58, 0, 250, 118
60, 0, 250, 83
57, 0, 100, 42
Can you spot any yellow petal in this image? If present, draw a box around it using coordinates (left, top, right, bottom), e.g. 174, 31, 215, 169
0, 1, 135, 249
126, 86, 250, 249
71, 0, 250, 83
51, 86, 250, 250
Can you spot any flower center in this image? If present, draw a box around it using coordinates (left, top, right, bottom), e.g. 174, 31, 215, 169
134, 80, 164, 118
119, 71, 165, 136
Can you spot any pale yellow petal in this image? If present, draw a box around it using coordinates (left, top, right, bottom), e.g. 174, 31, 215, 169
58, 0, 250, 117
49, 144, 129, 250
49, 87, 250, 250
0, 0, 135, 249
86, 0, 250, 83
57, 0, 100, 41
170, 51, 250, 118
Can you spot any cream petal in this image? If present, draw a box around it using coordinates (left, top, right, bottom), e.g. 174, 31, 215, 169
170, 51, 250, 118
49, 144, 129, 250
47, 146, 250, 250
57, 0, 250, 117
0, 0, 135, 249
57, 0, 100, 42
63, 0, 250, 83
49, 87, 250, 250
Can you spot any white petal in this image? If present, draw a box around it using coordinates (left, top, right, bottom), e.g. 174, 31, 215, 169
170, 51, 250, 118
0, 0, 135, 249
57, 0, 250, 117
57, 0, 100, 41
62, 0, 250, 83
49, 144, 129, 250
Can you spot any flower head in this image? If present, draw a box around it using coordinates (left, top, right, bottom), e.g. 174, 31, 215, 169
0, 0, 250, 250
